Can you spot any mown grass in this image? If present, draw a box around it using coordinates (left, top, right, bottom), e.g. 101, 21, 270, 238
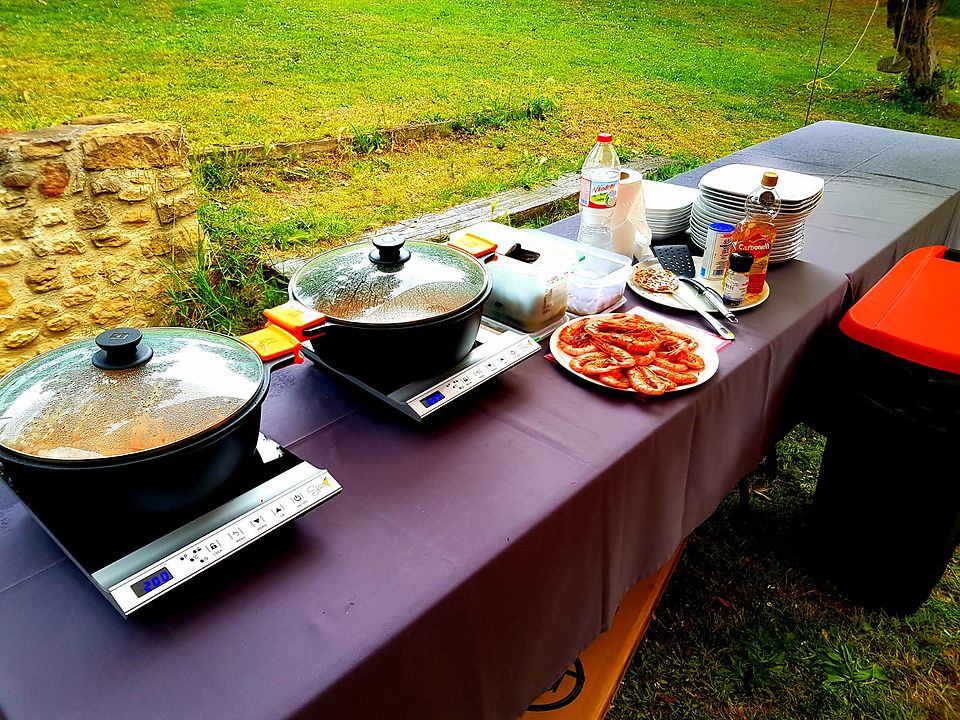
3, 0, 958, 334
2, 0, 957, 147
608, 425, 960, 720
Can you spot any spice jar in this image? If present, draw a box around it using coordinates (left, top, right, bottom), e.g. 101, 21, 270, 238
722, 251, 754, 307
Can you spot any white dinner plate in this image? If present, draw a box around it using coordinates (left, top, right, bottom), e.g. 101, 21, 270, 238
698, 163, 825, 203
549, 312, 720, 395
698, 186, 823, 210
690, 203, 808, 229
689, 229, 805, 263
641, 180, 699, 212
626, 258, 770, 313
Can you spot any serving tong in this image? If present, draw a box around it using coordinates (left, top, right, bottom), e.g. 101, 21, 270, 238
651, 245, 736, 340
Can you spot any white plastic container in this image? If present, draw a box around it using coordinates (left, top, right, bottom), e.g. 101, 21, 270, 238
449, 223, 577, 332
527, 230, 633, 315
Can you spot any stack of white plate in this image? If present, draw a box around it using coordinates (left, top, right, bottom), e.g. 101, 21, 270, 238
642, 180, 698, 240
688, 164, 824, 264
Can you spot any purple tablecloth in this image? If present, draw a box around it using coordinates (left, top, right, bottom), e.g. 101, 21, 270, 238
1, 122, 958, 720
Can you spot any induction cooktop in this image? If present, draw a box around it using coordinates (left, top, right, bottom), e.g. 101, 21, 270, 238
1, 435, 341, 616
300, 323, 540, 420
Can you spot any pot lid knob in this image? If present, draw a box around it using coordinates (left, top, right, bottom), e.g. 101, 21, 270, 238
92, 328, 154, 370
369, 234, 411, 266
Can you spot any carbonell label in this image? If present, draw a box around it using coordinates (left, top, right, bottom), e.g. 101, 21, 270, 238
579, 177, 618, 209
738, 239, 771, 256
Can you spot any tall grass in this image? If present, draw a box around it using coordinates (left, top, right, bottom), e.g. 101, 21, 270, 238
163, 203, 356, 333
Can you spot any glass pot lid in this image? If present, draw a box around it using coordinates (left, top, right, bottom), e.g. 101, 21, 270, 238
0, 328, 265, 461
289, 237, 488, 325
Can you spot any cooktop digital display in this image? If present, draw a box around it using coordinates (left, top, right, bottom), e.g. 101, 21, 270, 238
131, 567, 173, 597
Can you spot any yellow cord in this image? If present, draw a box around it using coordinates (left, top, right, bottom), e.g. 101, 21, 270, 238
805, 0, 881, 90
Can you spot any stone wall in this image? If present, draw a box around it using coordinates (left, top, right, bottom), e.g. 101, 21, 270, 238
0, 117, 203, 375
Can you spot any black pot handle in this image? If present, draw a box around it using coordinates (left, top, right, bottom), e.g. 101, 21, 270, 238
369, 235, 411, 266
261, 352, 299, 374
92, 328, 153, 370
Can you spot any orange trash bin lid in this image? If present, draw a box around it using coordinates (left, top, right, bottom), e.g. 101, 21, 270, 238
840, 245, 960, 375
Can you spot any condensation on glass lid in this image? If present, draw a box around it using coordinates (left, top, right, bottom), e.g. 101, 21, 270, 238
291, 241, 487, 324
0, 330, 264, 460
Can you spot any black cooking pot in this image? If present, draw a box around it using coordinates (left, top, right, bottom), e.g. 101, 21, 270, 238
268, 236, 492, 379
0, 325, 300, 515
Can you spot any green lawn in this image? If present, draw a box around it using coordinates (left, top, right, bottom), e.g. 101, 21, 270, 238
611, 426, 960, 720
2, 0, 958, 151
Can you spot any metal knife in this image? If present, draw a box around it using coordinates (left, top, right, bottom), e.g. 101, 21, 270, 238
678, 277, 739, 325
672, 285, 736, 341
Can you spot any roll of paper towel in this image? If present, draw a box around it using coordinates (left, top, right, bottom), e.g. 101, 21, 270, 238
613, 168, 652, 260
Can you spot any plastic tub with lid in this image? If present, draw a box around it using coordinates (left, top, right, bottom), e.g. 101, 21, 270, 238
528, 230, 633, 315
449, 223, 577, 332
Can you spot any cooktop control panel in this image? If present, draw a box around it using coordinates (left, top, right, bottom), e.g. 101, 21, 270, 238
105, 463, 341, 615
406, 334, 540, 417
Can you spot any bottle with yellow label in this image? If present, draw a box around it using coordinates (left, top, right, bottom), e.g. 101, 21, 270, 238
731, 171, 780, 301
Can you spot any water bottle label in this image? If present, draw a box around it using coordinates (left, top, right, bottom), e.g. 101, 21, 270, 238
579, 177, 618, 209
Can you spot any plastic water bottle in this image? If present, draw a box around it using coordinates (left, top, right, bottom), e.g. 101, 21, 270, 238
576, 132, 621, 251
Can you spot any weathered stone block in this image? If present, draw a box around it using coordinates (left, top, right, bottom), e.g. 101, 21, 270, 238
53, 234, 85, 255
25, 262, 64, 293
4, 329, 40, 349
2, 170, 35, 189
38, 162, 70, 197
125, 169, 153, 185
74, 202, 109, 229
0, 210, 34, 241
66, 165, 86, 196
155, 193, 201, 224
18, 301, 58, 320
70, 261, 98, 280
0, 142, 19, 164
47, 313, 82, 333
142, 218, 202, 257
2, 192, 27, 209
20, 142, 64, 160
0, 279, 14, 309
68, 113, 135, 126
121, 204, 155, 224
78, 122, 187, 170
102, 258, 137, 284
118, 185, 151, 202
89, 172, 122, 195
38, 207, 68, 226
62, 285, 97, 306
0, 246, 23, 266
89, 229, 130, 248
28, 236, 53, 257
0, 215, 18, 242
157, 167, 193, 192
89, 294, 133, 325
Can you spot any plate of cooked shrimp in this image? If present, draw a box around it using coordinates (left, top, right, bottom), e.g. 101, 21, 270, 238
549, 311, 719, 396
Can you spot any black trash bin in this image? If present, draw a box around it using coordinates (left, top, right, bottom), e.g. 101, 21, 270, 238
812, 244, 960, 615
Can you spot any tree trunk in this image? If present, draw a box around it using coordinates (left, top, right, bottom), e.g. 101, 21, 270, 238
887, 0, 947, 104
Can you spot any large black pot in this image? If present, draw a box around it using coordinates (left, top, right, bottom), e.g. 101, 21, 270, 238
0, 326, 298, 516
305, 285, 490, 378
272, 236, 492, 380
